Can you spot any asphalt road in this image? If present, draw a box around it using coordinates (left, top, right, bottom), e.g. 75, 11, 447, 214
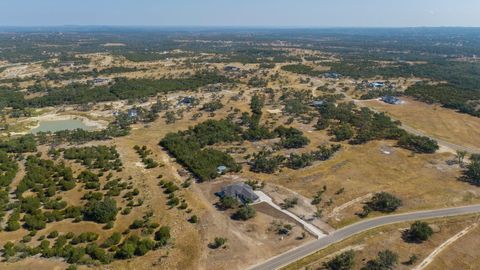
249, 204, 480, 270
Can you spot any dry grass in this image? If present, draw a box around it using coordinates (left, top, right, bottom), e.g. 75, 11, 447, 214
242, 139, 480, 228
282, 215, 480, 270
3, 51, 480, 270
425, 221, 480, 270
360, 98, 480, 150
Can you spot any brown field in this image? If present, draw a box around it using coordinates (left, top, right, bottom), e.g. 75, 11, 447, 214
359, 98, 480, 150
242, 139, 480, 228
283, 215, 480, 270
426, 221, 480, 270
3, 49, 480, 270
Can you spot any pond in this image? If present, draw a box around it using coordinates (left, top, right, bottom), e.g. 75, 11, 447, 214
30, 119, 97, 134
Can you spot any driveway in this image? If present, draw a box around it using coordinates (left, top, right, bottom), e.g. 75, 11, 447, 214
253, 191, 326, 239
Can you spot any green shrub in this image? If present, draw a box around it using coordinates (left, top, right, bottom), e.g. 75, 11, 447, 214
83, 198, 118, 223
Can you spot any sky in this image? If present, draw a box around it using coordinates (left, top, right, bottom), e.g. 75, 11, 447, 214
0, 0, 479, 27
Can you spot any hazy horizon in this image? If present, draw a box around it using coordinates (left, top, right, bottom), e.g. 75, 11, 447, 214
1, 0, 479, 28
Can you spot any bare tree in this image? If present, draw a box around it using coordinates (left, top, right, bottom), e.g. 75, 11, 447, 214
456, 150, 468, 167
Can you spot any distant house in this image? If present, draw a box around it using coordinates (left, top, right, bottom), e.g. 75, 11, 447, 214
369, 82, 385, 88
381, 95, 401, 105
224, 66, 240, 72
217, 183, 259, 204
93, 78, 109, 85
59, 61, 75, 68
311, 100, 326, 107
128, 108, 138, 118
178, 96, 195, 106
324, 72, 341, 79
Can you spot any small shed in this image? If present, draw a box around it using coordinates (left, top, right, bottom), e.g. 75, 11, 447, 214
217, 165, 228, 174
217, 183, 259, 204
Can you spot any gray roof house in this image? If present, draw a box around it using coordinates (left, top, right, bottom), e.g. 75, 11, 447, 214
369, 82, 385, 88
311, 100, 327, 107
381, 95, 401, 105
217, 183, 259, 204
324, 72, 341, 79
127, 108, 138, 118
224, 66, 240, 72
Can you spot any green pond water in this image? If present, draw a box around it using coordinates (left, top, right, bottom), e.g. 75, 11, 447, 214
30, 119, 95, 134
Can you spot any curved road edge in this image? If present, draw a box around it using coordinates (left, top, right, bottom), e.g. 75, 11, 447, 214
248, 204, 480, 270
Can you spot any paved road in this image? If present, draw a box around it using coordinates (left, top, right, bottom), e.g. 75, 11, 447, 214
249, 204, 480, 270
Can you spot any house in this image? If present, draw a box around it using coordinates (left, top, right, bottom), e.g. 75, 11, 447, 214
311, 100, 326, 107
217, 183, 259, 204
127, 108, 138, 118
224, 66, 240, 72
93, 78, 109, 85
381, 95, 401, 105
324, 72, 341, 79
369, 82, 385, 88
178, 96, 195, 106
59, 61, 75, 68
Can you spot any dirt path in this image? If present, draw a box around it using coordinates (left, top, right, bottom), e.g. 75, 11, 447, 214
9, 161, 25, 199
413, 222, 478, 270
326, 193, 373, 220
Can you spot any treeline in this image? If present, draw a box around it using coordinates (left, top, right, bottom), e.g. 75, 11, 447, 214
0, 134, 37, 153
205, 48, 301, 64
27, 84, 117, 107
63, 145, 122, 171
0, 151, 18, 187
326, 59, 480, 90
281, 64, 323, 77
3, 72, 231, 109
110, 72, 231, 99
316, 102, 439, 153
405, 83, 480, 117
119, 51, 192, 62
159, 93, 321, 179
45, 66, 144, 81
160, 119, 242, 181
250, 144, 341, 173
